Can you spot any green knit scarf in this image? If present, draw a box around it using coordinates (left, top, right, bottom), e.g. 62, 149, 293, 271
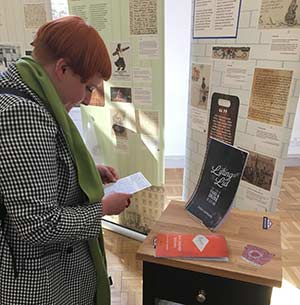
16, 56, 110, 305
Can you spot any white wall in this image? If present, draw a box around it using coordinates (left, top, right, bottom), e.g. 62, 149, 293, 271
288, 99, 300, 157
164, 0, 192, 164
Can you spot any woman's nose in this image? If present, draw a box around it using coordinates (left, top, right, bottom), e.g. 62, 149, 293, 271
82, 92, 92, 105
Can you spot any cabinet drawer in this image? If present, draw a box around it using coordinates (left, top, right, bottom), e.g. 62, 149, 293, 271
143, 262, 272, 305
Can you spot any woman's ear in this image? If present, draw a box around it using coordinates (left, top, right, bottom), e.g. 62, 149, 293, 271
55, 58, 68, 80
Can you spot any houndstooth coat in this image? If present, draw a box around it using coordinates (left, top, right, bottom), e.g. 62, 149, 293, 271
0, 65, 103, 305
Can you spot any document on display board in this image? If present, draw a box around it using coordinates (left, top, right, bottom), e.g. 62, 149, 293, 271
104, 172, 151, 195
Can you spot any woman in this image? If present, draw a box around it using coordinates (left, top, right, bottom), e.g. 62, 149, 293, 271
0, 16, 131, 305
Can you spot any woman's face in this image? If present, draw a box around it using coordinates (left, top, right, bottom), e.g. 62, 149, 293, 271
60, 67, 103, 112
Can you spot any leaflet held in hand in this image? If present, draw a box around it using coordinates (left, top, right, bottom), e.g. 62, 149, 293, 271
104, 172, 151, 195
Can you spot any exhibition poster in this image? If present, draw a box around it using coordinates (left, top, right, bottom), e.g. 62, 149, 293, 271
193, 0, 242, 38
185, 138, 248, 230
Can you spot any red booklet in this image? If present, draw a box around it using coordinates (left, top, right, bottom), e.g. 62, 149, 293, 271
155, 232, 229, 261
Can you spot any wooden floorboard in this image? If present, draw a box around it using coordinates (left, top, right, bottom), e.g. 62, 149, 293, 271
105, 167, 300, 305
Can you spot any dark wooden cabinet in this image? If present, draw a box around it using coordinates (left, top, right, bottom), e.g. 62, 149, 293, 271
137, 201, 282, 305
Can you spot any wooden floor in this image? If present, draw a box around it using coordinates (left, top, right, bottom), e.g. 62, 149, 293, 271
104, 168, 300, 305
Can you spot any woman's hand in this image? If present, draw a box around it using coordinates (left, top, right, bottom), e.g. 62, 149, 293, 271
102, 192, 132, 216
97, 165, 119, 184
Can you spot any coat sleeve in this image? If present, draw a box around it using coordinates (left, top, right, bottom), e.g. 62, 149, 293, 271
0, 99, 103, 245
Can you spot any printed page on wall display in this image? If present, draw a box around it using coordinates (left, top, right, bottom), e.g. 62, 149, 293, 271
185, 138, 248, 231
237, 149, 278, 212
0, 45, 22, 72
190, 63, 211, 132
193, 0, 242, 38
184, 0, 300, 212
0, 0, 52, 56
212, 46, 250, 61
110, 41, 131, 81
129, 0, 158, 35
247, 68, 293, 127
68, 0, 164, 234
223, 61, 254, 89
23, 0, 52, 51
259, 0, 300, 29
269, 31, 300, 61
68, 0, 112, 37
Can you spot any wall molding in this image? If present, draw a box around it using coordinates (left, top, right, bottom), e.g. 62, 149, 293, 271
165, 156, 185, 168
285, 154, 300, 167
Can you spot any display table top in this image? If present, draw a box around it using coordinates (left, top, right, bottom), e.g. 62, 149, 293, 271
137, 200, 282, 288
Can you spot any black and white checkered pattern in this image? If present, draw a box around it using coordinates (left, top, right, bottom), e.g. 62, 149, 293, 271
0, 65, 103, 305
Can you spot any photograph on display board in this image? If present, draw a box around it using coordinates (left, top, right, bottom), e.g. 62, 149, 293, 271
247, 68, 293, 126
110, 109, 128, 138
51, 0, 68, 19
212, 46, 250, 61
0, 45, 21, 72
242, 150, 276, 191
185, 138, 248, 231
110, 87, 132, 103
191, 63, 211, 110
207, 92, 240, 145
259, 0, 300, 29
111, 42, 131, 80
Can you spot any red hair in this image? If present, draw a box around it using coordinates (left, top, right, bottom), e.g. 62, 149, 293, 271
32, 16, 111, 82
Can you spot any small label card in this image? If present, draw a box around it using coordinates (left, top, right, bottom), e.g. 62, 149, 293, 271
192, 235, 209, 252
262, 216, 272, 230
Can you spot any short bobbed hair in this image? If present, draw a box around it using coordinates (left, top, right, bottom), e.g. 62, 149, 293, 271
32, 16, 111, 82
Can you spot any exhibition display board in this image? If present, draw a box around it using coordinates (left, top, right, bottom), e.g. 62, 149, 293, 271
68, 0, 165, 234
0, 0, 165, 235
0, 0, 52, 70
184, 0, 300, 212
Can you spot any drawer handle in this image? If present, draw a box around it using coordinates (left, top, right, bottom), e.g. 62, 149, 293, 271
196, 290, 206, 303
